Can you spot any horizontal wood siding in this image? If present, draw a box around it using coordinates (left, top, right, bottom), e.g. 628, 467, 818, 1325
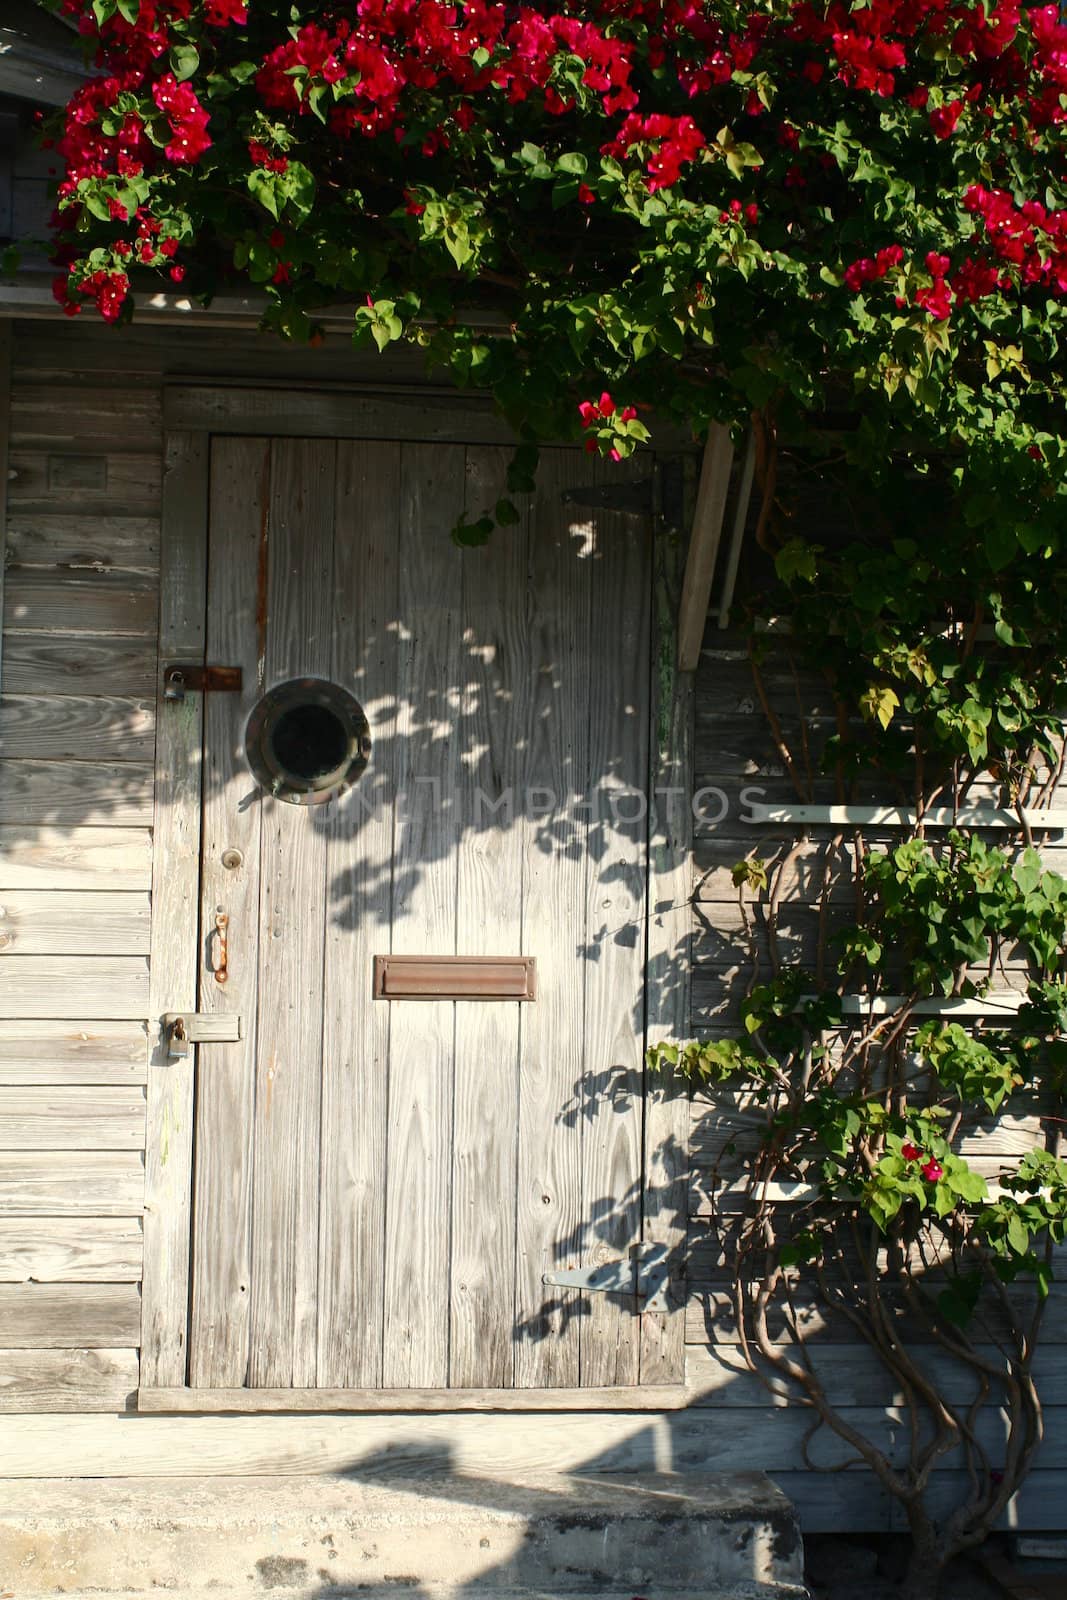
0, 329, 155, 1416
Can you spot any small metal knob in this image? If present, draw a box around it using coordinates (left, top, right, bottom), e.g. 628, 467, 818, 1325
221, 848, 243, 870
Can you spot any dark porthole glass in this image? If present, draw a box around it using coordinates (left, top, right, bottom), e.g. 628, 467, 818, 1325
244, 678, 371, 805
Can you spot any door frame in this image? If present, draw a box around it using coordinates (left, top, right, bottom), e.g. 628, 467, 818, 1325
139, 382, 692, 1412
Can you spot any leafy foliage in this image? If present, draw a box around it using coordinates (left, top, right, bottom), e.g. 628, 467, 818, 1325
33, 0, 1067, 556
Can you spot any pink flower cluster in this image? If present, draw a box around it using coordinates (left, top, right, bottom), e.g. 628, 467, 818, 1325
602, 112, 705, 191
901, 1141, 944, 1184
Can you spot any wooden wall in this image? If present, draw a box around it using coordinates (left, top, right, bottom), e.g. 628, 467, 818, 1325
0, 314, 1063, 1535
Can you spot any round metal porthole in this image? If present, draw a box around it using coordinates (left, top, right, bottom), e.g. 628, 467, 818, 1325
244, 678, 371, 806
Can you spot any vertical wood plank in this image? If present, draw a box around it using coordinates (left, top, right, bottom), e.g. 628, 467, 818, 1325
140, 431, 207, 1388
0, 321, 11, 701
188, 437, 269, 1387
248, 440, 334, 1387
449, 447, 527, 1388
316, 440, 401, 1387
579, 457, 651, 1388
641, 463, 693, 1385
513, 450, 591, 1387
382, 442, 465, 1388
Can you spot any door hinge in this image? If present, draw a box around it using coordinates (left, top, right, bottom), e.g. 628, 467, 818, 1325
543, 1242, 673, 1312
560, 457, 685, 525
163, 664, 243, 701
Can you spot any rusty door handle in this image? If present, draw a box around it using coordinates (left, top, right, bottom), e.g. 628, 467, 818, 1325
210, 910, 229, 985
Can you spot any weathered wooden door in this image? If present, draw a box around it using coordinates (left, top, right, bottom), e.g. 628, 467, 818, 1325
145, 425, 682, 1406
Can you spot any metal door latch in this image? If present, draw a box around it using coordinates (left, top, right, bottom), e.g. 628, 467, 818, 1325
163, 1012, 244, 1059
163, 664, 243, 702
543, 1242, 673, 1312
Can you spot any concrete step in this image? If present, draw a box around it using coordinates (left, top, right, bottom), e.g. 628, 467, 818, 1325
0, 1471, 806, 1599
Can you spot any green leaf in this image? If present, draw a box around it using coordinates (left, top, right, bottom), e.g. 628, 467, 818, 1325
169, 44, 200, 81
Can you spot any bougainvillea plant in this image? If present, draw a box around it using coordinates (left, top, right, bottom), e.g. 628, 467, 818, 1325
37, 0, 1067, 550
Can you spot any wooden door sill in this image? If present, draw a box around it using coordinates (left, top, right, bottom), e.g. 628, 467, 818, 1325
137, 1385, 689, 1414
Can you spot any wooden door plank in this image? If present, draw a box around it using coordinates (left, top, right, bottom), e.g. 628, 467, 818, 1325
0, 1217, 143, 1281
513, 449, 591, 1388
0, 1347, 138, 1411
0, 695, 155, 761
448, 447, 526, 1389
0, 760, 154, 826
578, 458, 650, 1388
641, 500, 693, 1386
0, 1086, 146, 1148
0, 827, 151, 891
0, 890, 151, 955
0, 956, 149, 1018
315, 439, 401, 1388
382, 442, 465, 1389
0, 1283, 142, 1347
140, 430, 209, 1389
1, 637, 157, 696
0, 1020, 148, 1084
247, 439, 334, 1389
188, 437, 269, 1388
0, 1151, 144, 1214
4, 572, 159, 635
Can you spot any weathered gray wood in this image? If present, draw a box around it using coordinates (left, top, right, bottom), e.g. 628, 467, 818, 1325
10, 386, 161, 453
0, 1283, 142, 1347
140, 430, 209, 1389
0, 322, 11, 703
0, 1348, 138, 1412
579, 455, 649, 1388
685, 1341, 1067, 1408
166, 384, 516, 445
382, 442, 465, 1389
4, 513, 160, 574
0, 1020, 148, 1085
0, 1151, 144, 1214
188, 437, 268, 1389
0, 891, 151, 955
4, 572, 158, 636
449, 447, 526, 1389
0, 1086, 146, 1149
514, 450, 590, 1389
1, 637, 157, 696
139, 1384, 689, 1413
247, 439, 333, 1389
677, 426, 734, 672
315, 439, 401, 1389
0, 760, 154, 826
0, 827, 151, 891
642, 495, 693, 1386
0, 1217, 143, 1281
7, 450, 161, 513
0, 1409, 1059, 1520
0, 692, 153, 760
0, 956, 149, 1018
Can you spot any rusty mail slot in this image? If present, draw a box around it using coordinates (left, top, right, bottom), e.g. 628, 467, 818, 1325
373, 955, 537, 1002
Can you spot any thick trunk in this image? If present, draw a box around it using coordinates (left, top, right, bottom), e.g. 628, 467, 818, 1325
899, 1519, 946, 1600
